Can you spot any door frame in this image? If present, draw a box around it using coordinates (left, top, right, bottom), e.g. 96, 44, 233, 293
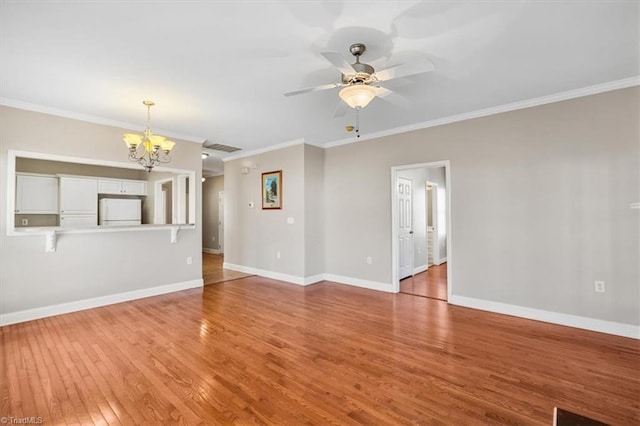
154, 177, 175, 225
218, 191, 225, 253
391, 160, 452, 300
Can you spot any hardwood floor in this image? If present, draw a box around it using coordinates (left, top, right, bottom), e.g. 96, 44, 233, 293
400, 263, 448, 300
202, 253, 252, 285
1, 277, 639, 425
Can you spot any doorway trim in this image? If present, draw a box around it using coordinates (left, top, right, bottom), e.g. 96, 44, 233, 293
154, 177, 175, 225
391, 160, 452, 301
218, 191, 225, 253
426, 181, 440, 266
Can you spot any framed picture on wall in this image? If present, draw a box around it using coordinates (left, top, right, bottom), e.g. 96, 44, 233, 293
262, 170, 282, 209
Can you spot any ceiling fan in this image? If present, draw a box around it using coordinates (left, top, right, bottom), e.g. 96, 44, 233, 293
284, 43, 435, 136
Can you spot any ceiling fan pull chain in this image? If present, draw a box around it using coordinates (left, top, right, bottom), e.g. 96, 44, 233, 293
356, 106, 360, 138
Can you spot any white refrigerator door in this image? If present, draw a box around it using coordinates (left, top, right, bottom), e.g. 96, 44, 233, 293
99, 199, 141, 224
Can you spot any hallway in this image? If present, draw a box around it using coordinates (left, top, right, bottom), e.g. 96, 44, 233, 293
203, 253, 252, 285
400, 263, 447, 301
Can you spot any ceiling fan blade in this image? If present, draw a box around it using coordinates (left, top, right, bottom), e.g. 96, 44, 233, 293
374, 59, 435, 82
375, 86, 412, 109
284, 82, 342, 97
321, 51, 356, 75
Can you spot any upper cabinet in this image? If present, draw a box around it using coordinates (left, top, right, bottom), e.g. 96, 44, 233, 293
15, 173, 59, 214
98, 178, 147, 196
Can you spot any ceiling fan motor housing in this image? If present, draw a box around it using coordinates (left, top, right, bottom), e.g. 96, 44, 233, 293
342, 43, 375, 84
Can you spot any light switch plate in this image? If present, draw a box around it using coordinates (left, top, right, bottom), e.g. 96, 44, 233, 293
287, 217, 294, 224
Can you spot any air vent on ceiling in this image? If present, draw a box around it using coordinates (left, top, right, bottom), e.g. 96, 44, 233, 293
205, 143, 242, 153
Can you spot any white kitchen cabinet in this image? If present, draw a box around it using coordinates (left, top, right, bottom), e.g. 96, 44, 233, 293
98, 178, 147, 196
59, 215, 97, 228
15, 173, 58, 214
59, 177, 98, 228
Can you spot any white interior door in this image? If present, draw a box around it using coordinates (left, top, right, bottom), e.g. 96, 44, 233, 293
397, 177, 413, 279
218, 191, 224, 254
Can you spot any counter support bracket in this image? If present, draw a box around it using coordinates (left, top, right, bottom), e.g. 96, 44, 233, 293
170, 226, 180, 243
45, 231, 57, 252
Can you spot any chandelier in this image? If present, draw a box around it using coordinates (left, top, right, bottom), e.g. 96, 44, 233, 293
123, 101, 175, 172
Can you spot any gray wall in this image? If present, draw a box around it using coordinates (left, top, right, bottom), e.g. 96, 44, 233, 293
202, 175, 224, 251
323, 87, 639, 325
225, 144, 306, 277
224, 144, 326, 278
0, 106, 203, 316
16, 157, 147, 179
304, 145, 324, 276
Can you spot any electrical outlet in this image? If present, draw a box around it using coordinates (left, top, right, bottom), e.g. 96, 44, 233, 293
212, 236, 216, 241
276, 251, 281, 259
595, 281, 605, 293
21, 218, 28, 226
366, 256, 372, 265
187, 256, 193, 265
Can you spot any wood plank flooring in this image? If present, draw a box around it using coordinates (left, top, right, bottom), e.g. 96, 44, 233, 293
400, 263, 448, 300
202, 253, 252, 285
1, 276, 639, 425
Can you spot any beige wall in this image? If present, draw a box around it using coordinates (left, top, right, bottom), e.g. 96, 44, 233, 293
304, 145, 324, 276
16, 157, 147, 179
225, 144, 306, 277
224, 144, 325, 278
202, 175, 224, 251
0, 106, 203, 316
323, 87, 639, 325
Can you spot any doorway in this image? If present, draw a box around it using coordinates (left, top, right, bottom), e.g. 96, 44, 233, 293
391, 161, 451, 301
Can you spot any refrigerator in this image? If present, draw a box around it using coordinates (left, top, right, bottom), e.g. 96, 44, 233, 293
99, 198, 142, 226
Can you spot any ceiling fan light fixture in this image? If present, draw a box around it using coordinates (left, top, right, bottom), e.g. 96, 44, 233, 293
339, 84, 376, 109
201, 152, 210, 159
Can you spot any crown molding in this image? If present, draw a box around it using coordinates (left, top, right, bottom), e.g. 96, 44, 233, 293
0, 97, 207, 144
222, 138, 307, 162
323, 76, 640, 149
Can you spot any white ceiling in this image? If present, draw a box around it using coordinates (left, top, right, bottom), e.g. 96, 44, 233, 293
1, 1, 638, 175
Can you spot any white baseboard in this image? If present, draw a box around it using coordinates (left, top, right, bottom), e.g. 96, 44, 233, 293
436, 257, 447, 265
223, 262, 316, 286
323, 273, 394, 293
0, 279, 204, 327
203, 248, 221, 254
221, 263, 391, 292
304, 274, 325, 285
413, 264, 428, 275
449, 295, 639, 340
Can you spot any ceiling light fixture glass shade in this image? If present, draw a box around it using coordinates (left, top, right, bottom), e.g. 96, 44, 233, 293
339, 84, 376, 109
201, 152, 210, 159
123, 100, 175, 173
